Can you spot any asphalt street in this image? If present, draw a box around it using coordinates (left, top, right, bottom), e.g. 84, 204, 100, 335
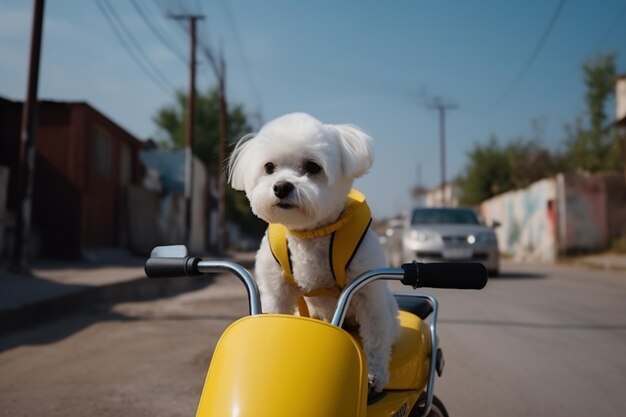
1, 261, 625, 417
388, 261, 626, 417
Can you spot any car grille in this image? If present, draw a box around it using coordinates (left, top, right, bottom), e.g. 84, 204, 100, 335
442, 235, 468, 246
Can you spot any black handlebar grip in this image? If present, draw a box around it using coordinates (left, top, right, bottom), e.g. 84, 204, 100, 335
145, 256, 201, 278
401, 262, 419, 287
401, 261, 488, 290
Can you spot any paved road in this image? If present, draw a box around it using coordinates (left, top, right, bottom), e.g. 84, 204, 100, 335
0, 274, 249, 417
1, 261, 625, 417
390, 261, 626, 417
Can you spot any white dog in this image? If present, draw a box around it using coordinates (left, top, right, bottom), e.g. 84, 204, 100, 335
228, 112, 399, 392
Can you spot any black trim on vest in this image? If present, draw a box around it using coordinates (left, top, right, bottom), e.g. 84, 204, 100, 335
345, 218, 372, 271
329, 231, 338, 283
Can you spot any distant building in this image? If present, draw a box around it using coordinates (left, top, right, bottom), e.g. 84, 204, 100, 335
411, 183, 460, 208
138, 147, 209, 255
616, 74, 626, 179
616, 74, 626, 127
410, 185, 428, 207
0, 96, 144, 258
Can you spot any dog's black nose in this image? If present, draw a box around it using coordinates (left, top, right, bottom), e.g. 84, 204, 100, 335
273, 181, 294, 199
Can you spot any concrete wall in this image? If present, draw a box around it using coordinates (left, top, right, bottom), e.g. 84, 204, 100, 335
480, 177, 558, 262
126, 156, 208, 255
125, 185, 161, 255
616, 76, 626, 122
558, 173, 608, 253
480, 172, 624, 261
603, 172, 626, 244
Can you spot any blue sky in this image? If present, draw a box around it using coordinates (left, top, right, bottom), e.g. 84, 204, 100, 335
1, 0, 625, 219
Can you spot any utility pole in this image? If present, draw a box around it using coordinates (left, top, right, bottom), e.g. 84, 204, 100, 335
216, 58, 227, 256
200, 43, 227, 255
426, 97, 457, 207
169, 13, 204, 247
11, 0, 45, 273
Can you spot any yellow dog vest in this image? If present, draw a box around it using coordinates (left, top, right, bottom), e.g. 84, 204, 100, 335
267, 189, 372, 317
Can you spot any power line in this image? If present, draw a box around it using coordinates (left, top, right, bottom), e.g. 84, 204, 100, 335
150, 0, 213, 88
129, 0, 187, 64
489, 0, 566, 109
159, 1, 214, 71
161, 0, 264, 122
94, 0, 176, 95
101, 0, 177, 91
218, 0, 264, 121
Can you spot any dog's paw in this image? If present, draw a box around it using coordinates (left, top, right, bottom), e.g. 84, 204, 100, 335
368, 372, 387, 394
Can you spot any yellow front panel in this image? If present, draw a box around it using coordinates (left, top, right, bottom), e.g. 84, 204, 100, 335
387, 311, 431, 390
196, 315, 368, 417
367, 390, 420, 417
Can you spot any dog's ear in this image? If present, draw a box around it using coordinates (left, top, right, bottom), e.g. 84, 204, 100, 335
227, 133, 255, 190
334, 124, 374, 179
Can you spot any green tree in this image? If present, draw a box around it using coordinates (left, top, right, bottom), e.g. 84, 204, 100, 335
153, 88, 266, 239
458, 136, 560, 206
564, 52, 622, 171
458, 52, 623, 206
153, 88, 249, 171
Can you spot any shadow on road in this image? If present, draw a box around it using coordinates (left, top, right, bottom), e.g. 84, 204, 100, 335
0, 276, 219, 353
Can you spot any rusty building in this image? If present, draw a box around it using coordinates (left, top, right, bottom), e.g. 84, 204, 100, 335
0, 96, 144, 258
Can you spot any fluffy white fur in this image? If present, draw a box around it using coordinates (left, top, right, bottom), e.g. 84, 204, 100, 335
228, 112, 400, 392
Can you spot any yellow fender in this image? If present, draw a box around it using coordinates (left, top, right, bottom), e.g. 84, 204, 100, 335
196, 315, 368, 417
387, 311, 431, 390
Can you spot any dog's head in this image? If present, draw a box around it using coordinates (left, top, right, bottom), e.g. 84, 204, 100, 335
228, 112, 373, 230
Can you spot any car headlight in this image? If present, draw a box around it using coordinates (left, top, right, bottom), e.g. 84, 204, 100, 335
470, 231, 497, 244
410, 230, 439, 242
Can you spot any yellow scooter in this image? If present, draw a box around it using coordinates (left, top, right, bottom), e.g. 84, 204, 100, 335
145, 245, 488, 417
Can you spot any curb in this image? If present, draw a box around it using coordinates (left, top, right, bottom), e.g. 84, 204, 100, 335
557, 257, 626, 272
571, 260, 626, 272
1, 254, 256, 334
0, 274, 213, 334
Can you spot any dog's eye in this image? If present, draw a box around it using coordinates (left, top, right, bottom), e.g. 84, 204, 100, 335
304, 161, 322, 175
303, 161, 322, 175
264, 162, 275, 174
304, 161, 321, 174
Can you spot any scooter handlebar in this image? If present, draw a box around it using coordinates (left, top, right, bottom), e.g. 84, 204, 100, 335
401, 261, 488, 289
145, 256, 202, 278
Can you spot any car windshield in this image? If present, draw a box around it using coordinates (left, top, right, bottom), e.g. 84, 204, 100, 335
411, 208, 480, 225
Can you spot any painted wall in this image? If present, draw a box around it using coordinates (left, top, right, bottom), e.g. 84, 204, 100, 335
479, 172, 617, 262
616, 76, 626, 122
480, 178, 558, 262
559, 173, 608, 253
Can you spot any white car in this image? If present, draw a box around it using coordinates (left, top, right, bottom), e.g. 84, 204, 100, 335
401, 207, 500, 276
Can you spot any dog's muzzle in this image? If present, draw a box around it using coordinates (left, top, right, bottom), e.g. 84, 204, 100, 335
273, 181, 294, 199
